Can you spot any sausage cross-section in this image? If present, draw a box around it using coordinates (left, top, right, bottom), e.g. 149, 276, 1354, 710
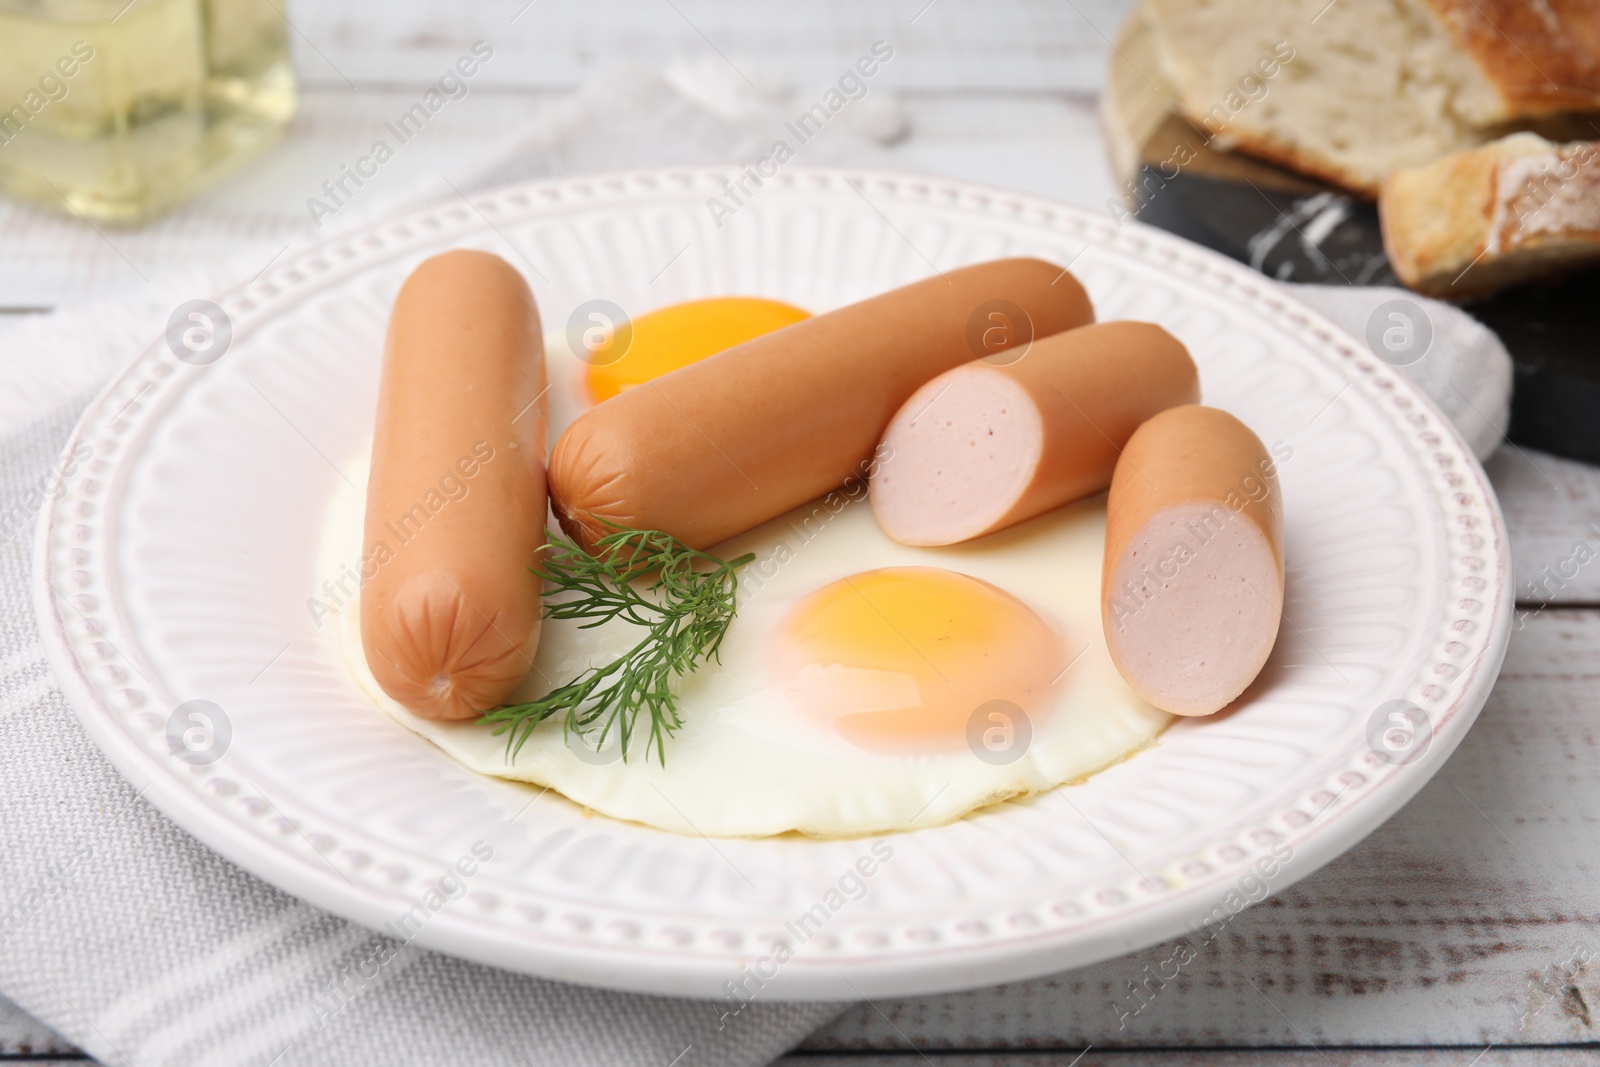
361, 250, 548, 721
871, 321, 1199, 546
1100, 404, 1285, 717
548, 258, 1094, 552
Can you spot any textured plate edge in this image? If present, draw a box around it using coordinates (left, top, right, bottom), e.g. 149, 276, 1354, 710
29, 163, 1517, 1001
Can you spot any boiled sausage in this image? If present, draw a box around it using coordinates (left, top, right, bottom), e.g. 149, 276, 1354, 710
361, 250, 547, 721
549, 258, 1094, 551
1101, 404, 1285, 716
871, 321, 1198, 546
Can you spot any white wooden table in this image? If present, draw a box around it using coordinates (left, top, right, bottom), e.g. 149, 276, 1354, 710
4, 2, 1599, 1062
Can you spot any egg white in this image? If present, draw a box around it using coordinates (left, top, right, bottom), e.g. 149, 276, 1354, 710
320, 332, 1171, 838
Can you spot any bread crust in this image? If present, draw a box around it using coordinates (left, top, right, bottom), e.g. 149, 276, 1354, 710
1142, 0, 1600, 196
1421, 0, 1600, 117
1380, 133, 1600, 297
1171, 115, 1391, 197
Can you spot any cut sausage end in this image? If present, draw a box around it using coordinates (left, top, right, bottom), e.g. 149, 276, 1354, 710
871, 321, 1199, 547
1103, 502, 1283, 716
871, 367, 1043, 547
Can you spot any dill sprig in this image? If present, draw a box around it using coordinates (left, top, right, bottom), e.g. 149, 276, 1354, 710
481, 524, 754, 765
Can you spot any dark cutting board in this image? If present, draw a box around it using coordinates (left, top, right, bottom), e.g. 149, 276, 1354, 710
1130, 160, 1600, 463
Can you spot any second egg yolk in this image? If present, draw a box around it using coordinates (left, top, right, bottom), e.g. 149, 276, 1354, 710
584, 296, 810, 403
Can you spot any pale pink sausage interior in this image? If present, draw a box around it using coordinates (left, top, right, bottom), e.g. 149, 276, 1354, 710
871, 365, 1043, 547
1104, 500, 1282, 716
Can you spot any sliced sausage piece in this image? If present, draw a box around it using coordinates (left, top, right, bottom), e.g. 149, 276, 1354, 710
549, 258, 1093, 552
1101, 404, 1285, 717
361, 250, 547, 721
871, 321, 1198, 546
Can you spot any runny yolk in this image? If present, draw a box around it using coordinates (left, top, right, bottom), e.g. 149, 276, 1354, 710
772, 567, 1067, 756
584, 296, 810, 403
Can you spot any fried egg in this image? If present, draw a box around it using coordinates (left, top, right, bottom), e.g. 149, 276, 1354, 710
323, 299, 1170, 838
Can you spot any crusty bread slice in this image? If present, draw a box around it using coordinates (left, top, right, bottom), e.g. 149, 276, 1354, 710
1430, 0, 1600, 119
1102, 2, 1336, 198
1143, 0, 1600, 195
1381, 132, 1600, 297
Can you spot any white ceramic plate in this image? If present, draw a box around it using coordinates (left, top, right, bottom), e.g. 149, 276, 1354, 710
35, 167, 1511, 1000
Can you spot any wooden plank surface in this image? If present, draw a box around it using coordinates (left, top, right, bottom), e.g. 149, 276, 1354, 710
1490, 449, 1600, 606
782, 1055, 1600, 1066
283, 0, 1135, 93
0, 996, 75, 1058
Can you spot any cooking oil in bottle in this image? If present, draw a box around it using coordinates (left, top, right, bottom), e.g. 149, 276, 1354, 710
0, 0, 296, 223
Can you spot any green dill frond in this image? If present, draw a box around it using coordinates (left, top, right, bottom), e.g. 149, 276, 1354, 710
479, 525, 753, 765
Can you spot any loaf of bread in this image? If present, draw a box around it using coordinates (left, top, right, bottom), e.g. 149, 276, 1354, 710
1381, 132, 1600, 298
1142, 0, 1600, 195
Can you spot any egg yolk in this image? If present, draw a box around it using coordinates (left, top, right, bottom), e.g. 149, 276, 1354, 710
585, 296, 810, 403
773, 567, 1067, 756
